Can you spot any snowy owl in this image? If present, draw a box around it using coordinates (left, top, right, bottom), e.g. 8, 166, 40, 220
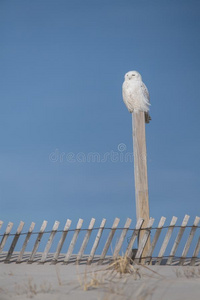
122, 71, 151, 123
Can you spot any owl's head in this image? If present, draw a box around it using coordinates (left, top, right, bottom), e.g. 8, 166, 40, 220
124, 71, 142, 81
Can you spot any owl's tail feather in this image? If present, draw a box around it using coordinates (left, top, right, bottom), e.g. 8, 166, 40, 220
145, 112, 151, 124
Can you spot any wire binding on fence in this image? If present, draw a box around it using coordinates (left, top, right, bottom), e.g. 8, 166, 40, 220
0, 215, 199, 266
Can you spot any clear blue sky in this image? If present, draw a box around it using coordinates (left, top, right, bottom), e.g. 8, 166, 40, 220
0, 0, 200, 234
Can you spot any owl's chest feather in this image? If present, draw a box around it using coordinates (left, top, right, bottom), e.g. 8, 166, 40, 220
125, 81, 143, 97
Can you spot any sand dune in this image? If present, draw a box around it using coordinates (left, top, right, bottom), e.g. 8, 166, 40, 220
1, 261, 200, 300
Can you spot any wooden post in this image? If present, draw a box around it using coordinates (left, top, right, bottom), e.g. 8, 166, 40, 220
167, 214, 190, 265
179, 216, 200, 265
5, 221, 24, 263
145, 216, 166, 264
156, 216, 177, 265
125, 218, 144, 258
28, 220, 48, 263
98, 217, 120, 265
87, 218, 106, 265
132, 111, 150, 252
64, 218, 83, 264
17, 222, 35, 263
40, 220, 60, 263
113, 218, 132, 259
52, 219, 72, 264
134, 217, 155, 263
190, 236, 200, 266
0, 222, 13, 254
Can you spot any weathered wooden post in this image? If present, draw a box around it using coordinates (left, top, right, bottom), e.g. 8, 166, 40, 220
132, 111, 150, 254
122, 70, 151, 258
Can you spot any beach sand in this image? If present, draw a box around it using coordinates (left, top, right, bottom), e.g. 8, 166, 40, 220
0, 261, 200, 300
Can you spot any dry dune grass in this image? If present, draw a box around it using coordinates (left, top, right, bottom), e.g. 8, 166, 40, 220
1, 260, 200, 300
14, 277, 53, 298
105, 255, 140, 277
78, 269, 104, 291
77, 255, 140, 291
77, 255, 159, 299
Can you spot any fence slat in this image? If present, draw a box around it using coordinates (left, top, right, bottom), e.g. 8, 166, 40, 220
190, 236, 200, 266
155, 216, 177, 265
145, 216, 166, 264
179, 216, 200, 265
5, 221, 24, 262
87, 218, 106, 265
64, 219, 83, 263
52, 219, 72, 264
28, 220, 48, 263
0, 216, 199, 265
0, 222, 14, 254
0, 221, 3, 231
76, 218, 95, 263
98, 218, 120, 265
40, 221, 60, 263
167, 214, 190, 265
16, 222, 35, 263
125, 218, 144, 258
113, 218, 132, 259
134, 218, 155, 263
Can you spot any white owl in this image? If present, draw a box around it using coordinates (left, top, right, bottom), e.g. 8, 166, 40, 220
122, 71, 151, 123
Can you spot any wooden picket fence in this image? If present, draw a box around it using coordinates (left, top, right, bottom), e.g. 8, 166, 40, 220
0, 214, 200, 265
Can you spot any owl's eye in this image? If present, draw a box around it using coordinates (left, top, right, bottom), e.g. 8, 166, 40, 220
132, 74, 135, 76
